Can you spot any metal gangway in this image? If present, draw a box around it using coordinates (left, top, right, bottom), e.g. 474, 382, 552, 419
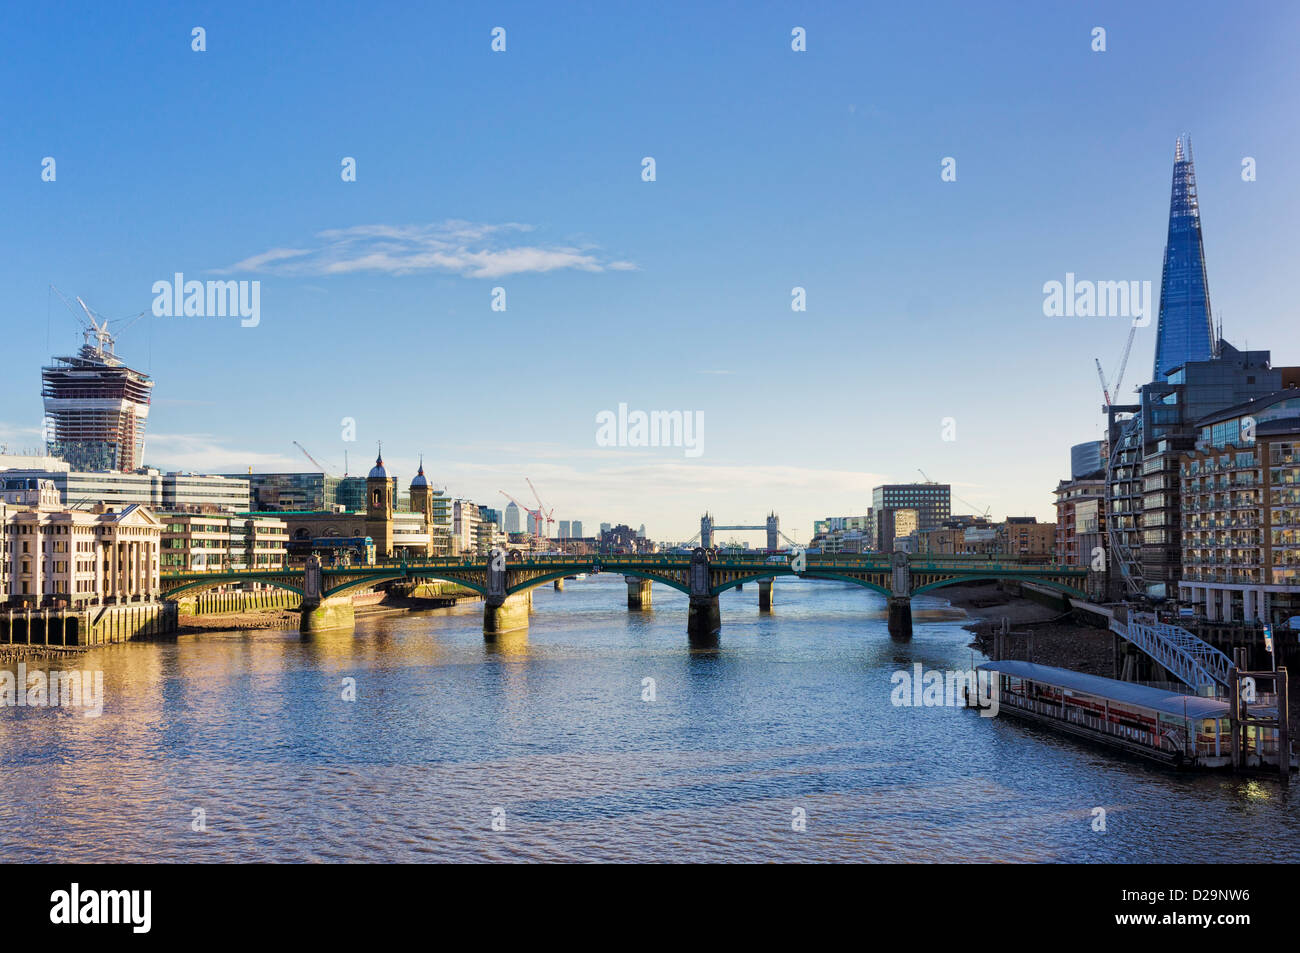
1110, 610, 1233, 697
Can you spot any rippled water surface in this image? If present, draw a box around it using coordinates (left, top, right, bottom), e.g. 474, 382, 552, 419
4, 574, 1299, 862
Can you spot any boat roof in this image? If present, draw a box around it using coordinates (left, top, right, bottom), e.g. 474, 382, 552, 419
977, 660, 1230, 719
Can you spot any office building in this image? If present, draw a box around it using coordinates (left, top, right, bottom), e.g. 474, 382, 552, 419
505, 502, 522, 534
1070, 440, 1105, 479
873, 483, 950, 550
0, 468, 249, 513
159, 513, 288, 572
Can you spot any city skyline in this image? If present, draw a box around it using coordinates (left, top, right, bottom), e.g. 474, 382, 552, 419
3, 3, 1298, 540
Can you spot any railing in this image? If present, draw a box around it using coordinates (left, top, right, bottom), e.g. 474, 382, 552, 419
1110, 612, 1233, 695
161, 552, 1085, 579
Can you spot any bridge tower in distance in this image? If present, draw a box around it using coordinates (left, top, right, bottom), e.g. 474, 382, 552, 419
700, 513, 714, 549
766, 512, 779, 551
365, 447, 395, 558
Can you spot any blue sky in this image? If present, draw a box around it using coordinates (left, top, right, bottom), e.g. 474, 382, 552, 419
3, 1, 1298, 541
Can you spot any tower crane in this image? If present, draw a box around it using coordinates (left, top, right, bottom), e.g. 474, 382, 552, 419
917, 468, 937, 484
50, 285, 148, 362
1094, 359, 1113, 408
499, 489, 544, 538
1095, 322, 1139, 409
292, 440, 340, 477
525, 477, 555, 537
954, 494, 992, 520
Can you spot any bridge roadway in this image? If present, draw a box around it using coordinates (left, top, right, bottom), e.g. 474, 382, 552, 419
160, 550, 1089, 643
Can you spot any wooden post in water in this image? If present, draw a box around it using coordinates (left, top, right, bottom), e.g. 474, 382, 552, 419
1278, 666, 1290, 784
1229, 665, 1241, 771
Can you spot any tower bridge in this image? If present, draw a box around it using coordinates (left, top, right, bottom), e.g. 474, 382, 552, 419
159, 550, 1089, 643
695, 512, 792, 551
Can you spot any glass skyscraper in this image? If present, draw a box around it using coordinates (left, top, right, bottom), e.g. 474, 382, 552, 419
1151, 135, 1216, 382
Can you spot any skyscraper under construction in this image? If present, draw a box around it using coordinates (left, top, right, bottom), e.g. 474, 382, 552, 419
42, 301, 153, 473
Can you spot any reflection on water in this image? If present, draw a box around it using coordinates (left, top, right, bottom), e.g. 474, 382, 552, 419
2, 575, 1299, 862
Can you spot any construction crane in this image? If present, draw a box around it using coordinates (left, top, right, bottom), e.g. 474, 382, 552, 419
916, 468, 937, 484
50, 285, 147, 363
1094, 358, 1113, 407
954, 494, 992, 520
1095, 322, 1139, 409
525, 477, 555, 537
292, 440, 340, 477
499, 489, 544, 538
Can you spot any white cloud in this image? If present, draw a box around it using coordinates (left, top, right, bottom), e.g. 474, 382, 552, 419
223, 221, 636, 279
144, 433, 302, 473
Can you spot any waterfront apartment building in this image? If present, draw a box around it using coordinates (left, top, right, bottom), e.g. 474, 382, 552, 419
159, 513, 288, 573
1054, 476, 1107, 600
1106, 342, 1299, 598
1178, 391, 1300, 624
3, 478, 162, 607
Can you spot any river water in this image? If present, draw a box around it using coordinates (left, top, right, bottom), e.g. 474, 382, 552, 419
3, 574, 1299, 862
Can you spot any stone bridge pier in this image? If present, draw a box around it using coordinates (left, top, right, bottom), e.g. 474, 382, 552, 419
299, 556, 355, 633
758, 578, 774, 612
484, 550, 530, 639
626, 576, 652, 610
887, 552, 912, 639
688, 548, 720, 645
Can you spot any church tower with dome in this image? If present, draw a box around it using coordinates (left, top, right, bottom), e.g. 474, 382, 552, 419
365, 446, 395, 557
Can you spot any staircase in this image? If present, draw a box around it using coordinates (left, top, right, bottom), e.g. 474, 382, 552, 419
1110, 610, 1233, 696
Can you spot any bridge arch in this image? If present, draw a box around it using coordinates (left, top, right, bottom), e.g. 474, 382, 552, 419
324, 570, 488, 599
164, 575, 305, 600
911, 574, 1087, 601
711, 569, 891, 598
608, 568, 691, 595
505, 567, 692, 596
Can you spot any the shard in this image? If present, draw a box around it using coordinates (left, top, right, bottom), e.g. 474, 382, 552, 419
1151, 135, 1216, 381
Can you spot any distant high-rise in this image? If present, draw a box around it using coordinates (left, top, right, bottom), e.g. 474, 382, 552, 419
1152, 135, 1216, 382
571, 520, 583, 538
504, 501, 522, 534
42, 309, 153, 473
558, 520, 571, 539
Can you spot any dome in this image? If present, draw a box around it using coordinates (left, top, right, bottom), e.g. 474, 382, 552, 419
411, 458, 428, 488
367, 452, 387, 479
